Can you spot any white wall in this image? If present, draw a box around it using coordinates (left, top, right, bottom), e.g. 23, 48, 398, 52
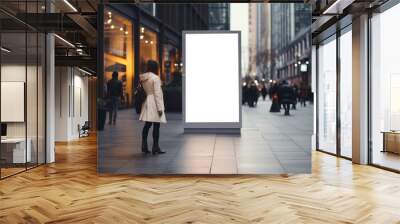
55, 67, 89, 141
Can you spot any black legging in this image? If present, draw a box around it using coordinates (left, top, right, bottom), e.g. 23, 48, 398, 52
142, 122, 160, 148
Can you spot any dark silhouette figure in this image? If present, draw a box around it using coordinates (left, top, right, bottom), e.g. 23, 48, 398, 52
107, 71, 123, 125
261, 84, 268, 101
248, 83, 259, 107
292, 84, 298, 110
299, 85, 307, 107
278, 80, 295, 116
164, 72, 182, 112
242, 84, 249, 105
269, 83, 281, 112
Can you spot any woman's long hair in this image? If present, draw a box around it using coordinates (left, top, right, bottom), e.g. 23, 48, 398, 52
146, 60, 159, 75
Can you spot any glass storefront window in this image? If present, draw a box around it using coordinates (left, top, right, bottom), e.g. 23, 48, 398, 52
104, 8, 134, 108
371, 4, 400, 171
162, 44, 182, 113
317, 37, 337, 154
162, 44, 179, 83
139, 26, 158, 74
339, 29, 352, 158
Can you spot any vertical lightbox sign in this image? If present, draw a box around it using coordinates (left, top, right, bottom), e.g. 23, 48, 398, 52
183, 31, 242, 133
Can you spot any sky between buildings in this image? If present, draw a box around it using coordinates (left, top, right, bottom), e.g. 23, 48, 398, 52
230, 3, 249, 76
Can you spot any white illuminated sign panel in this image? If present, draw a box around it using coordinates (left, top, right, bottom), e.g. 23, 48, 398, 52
183, 31, 241, 131
300, 64, 308, 72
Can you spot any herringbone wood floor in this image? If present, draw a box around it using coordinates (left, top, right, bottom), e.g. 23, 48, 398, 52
1, 136, 400, 224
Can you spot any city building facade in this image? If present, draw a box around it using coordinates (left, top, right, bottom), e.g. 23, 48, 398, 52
208, 3, 230, 30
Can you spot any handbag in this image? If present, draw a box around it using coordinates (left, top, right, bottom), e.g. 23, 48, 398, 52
134, 82, 147, 114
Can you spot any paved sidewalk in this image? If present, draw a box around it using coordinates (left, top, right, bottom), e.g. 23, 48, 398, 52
98, 98, 313, 174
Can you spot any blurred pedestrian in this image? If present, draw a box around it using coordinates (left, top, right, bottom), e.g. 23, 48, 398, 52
261, 84, 268, 101
278, 80, 295, 116
299, 83, 307, 107
247, 81, 259, 107
269, 83, 280, 112
107, 71, 123, 125
292, 84, 298, 110
242, 83, 248, 105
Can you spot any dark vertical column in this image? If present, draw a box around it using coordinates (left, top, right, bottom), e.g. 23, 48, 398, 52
367, 12, 373, 165
25, 1, 28, 171
336, 28, 341, 157
36, 0, 39, 167
315, 44, 319, 150
158, 24, 164, 81
97, 3, 105, 135
0, 17, 2, 179
134, 8, 141, 88
97, 4, 105, 99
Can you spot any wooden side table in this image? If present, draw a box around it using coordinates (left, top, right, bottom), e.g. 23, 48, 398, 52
381, 131, 400, 154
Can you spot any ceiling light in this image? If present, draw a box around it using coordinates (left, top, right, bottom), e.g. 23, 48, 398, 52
54, 34, 75, 48
141, 27, 144, 33
76, 48, 83, 52
120, 27, 123, 31
107, 19, 112, 24
108, 11, 112, 15
145, 40, 149, 44
110, 25, 115, 29
1, 47, 11, 53
322, 0, 348, 15
150, 41, 153, 44
140, 35, 144, 39
78, 67, 92, 76
125, 31, 129, 35
63, 0, 78, 12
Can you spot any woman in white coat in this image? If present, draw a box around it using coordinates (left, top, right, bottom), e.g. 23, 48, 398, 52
139, 60, 166, 155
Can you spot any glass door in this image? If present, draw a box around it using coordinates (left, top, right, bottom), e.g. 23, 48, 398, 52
317, 36, 337, 154
339, 28, 352, 158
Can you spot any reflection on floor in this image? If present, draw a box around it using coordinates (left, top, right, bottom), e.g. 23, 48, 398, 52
98, 99, 313, 174
373, 151, 400, 171
0, 167, 25, 178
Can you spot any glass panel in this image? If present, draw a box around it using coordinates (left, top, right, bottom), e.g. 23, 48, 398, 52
1, 31, 27, 177
139, 26, 158, 74
162, 44, 180, 83
27, 31, 38, 168
371, 4, 400, 171
340, 29, 352, 158
104, 8, 134, 108
318, 37, 337, 154
162, 44, 182, 113
38, 33, 45, 165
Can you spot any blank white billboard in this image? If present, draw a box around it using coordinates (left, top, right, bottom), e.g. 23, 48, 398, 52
184, 32, 241, 126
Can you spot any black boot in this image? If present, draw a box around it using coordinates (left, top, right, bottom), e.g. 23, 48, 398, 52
141, 140, 150, 154
141, 133, 150, 154
142, 122, 152, 154
152, 146, 166, 155
151, 123, 165, 155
